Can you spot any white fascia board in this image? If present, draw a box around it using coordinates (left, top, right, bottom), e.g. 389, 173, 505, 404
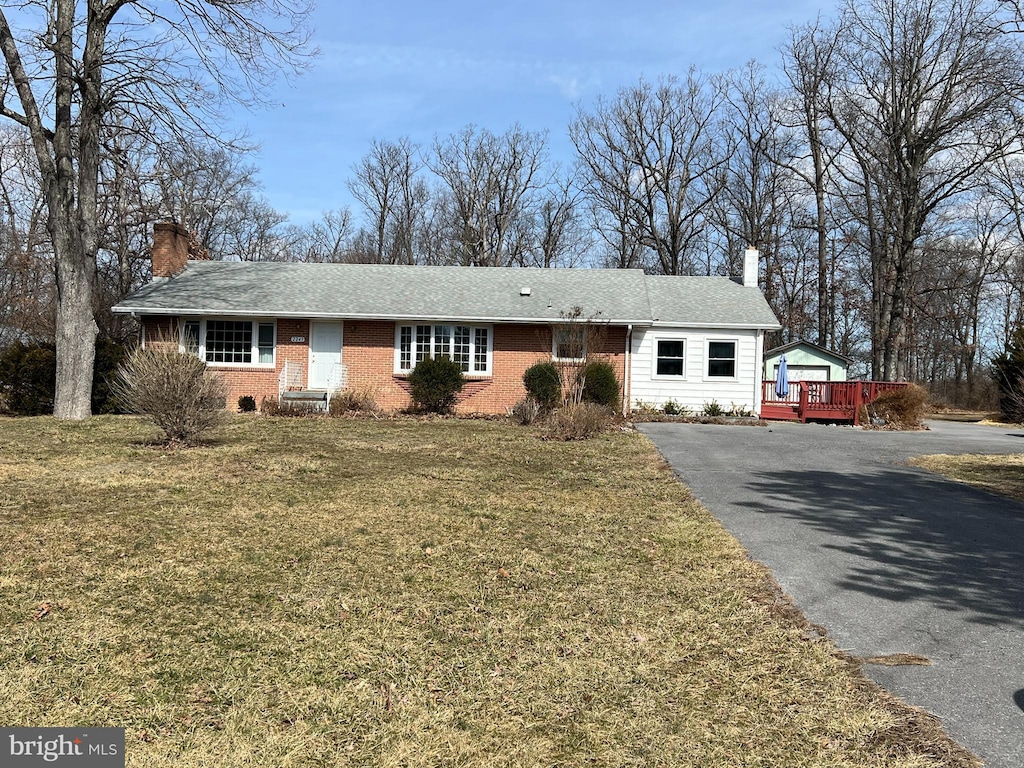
649, 320, 782, 331
113, 305, 652, 326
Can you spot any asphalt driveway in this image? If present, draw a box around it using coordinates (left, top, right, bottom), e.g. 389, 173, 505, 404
639, 419, 1024, 768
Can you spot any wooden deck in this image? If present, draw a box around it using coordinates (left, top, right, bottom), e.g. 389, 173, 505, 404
760, 380, 909, 425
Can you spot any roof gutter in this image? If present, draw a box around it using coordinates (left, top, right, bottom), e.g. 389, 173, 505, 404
110, 305, 657, 327
112, 306, 781, 331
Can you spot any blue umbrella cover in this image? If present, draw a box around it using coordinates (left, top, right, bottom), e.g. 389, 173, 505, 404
775, 354, 790, 398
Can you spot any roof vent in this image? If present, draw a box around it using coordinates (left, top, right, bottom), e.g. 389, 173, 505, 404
520, 286, 532, 296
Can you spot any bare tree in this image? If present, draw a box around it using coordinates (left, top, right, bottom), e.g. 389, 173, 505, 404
428, 124, 549, 267
0, 125, 53, 343
530, 171, 592, 268
0, 0, 313, 418
286, 208, 355, 263
781, 21, 843, 348
824, 0, 1024, 380
569, 122, 649, 270
348, 138, 427, 264
571, 72, 730, 275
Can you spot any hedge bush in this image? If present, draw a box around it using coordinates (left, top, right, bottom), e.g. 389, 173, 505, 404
992, 326, 1024, 423
0, 341, 56, 415
409, 357, 465, 413
523, 361, 562, 409
0, 337, 127, 416
581, 360, 620, 408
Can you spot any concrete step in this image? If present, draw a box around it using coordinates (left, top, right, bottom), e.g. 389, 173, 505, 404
281, 389, 328, 402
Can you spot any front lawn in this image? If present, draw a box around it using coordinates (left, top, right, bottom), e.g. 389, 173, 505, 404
911, 453, 1024, 502
0, 416, 975, 766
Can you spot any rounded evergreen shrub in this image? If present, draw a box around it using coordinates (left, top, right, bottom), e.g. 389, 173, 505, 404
238, 395, 258, 413
523, 361, 562, 409
580, 360, 619, 408
409, 356, 465, 413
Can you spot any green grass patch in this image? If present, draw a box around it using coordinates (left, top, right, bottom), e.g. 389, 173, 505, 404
0, 416, 976, 766
911, 453, 1024, 502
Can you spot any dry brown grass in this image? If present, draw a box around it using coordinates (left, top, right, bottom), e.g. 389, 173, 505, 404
0, 416, 978, 767
911, 453, 1024, 502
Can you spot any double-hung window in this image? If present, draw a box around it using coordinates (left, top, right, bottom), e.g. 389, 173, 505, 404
552, 327, 586, 363
706, 340, 737, 379
178, 319, 276, 366
654, 338, 686, 378
396, 324, 491, 374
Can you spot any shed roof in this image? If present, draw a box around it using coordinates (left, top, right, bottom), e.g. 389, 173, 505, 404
764, 339, 853, 364
114, 261, 781, 329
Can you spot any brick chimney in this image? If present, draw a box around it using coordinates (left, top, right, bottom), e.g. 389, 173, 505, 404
742, 246, 760, 289
151, 221, 191, 279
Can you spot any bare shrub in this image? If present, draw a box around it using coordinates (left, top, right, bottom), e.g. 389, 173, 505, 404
260, 397, 321, 418
111, 344, 225, 445
328, 388, 378, 415
545, 403, 614, 440
553, 307, 611, 406
865, 384, 929, 429
509, 397, 542, 425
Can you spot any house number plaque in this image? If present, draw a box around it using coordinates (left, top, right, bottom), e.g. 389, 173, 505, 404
291, 336, 306, 343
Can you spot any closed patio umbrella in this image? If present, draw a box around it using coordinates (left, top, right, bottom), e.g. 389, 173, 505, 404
775, 354, 789, 398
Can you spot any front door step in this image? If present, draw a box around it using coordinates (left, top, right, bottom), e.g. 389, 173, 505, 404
282, 389, 328, 402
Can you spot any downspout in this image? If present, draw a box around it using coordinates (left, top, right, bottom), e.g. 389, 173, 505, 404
623, 324, 633, 417
754, 329, 764, 417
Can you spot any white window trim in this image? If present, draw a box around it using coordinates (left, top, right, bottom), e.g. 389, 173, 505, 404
552, 327, 587, 364
179, 317, 277, 369
704, 337, 739, 382
651, 335, 687, 380
393, 323, 493, 376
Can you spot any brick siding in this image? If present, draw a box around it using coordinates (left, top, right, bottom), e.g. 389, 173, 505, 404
142, 317, 628, 414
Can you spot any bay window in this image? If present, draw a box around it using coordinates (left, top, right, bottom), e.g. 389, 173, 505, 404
396, 324, 491, 374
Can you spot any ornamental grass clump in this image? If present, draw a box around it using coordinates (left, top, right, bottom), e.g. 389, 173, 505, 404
111, 343, 225, 445
545, 402, 615, 440
509, 397, 543, 425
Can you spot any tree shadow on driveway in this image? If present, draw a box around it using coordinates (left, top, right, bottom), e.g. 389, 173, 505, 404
739, 466, 1024, 628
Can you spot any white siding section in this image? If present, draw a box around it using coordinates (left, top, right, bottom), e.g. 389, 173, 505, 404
631, 327, 762, 413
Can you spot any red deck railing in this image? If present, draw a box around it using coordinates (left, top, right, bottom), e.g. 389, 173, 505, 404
761, 380, 910, 425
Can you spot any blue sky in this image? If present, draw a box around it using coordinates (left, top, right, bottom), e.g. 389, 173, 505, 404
241, 0, 834, 224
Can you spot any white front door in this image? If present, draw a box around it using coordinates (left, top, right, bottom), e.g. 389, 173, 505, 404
309, 321, 343, 389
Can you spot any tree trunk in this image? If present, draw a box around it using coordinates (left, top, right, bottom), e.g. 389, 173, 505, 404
53, 244, 98, 419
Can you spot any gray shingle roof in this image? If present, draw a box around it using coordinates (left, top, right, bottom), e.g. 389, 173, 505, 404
113, 261, 780, 329
643, 275, 781, 328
